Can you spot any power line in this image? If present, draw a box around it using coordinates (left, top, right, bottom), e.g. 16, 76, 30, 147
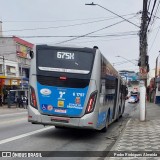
55, 15, 137, 45
148, 0, 152, 10
2, 18, 113, 32
55, 36, 138, 44
0, 31, 138, 49
149, 26, 160, 52
113, 59, 138, 66
2, 13, 138, 33
34, 36, 138, 45
148, 0, 160, 32
1, 33, 138, 39
147, 0, 158, 29
2, 13, 136, 23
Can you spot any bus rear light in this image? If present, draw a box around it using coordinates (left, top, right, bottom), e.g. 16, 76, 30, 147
60, 76, 67, 80
88, 122, 93, 125
30, 86, 37, 109
28, 115, 32, 119
85, 91, 97, 114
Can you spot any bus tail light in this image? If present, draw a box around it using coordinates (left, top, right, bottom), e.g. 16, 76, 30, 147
85, 91, 97, 114
30, 86, 37, 109
60, 76, 67, 80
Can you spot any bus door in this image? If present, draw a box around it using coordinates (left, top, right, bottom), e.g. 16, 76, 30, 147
111, 78, 118, 120
105, 75, 117, 119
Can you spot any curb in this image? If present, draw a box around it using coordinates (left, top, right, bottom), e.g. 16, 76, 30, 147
110, 118, 131, 151
106, 118, 131, 160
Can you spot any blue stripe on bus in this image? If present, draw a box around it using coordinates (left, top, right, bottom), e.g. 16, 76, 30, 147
97, 111, 107, 127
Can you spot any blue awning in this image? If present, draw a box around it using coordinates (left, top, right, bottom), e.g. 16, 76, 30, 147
23, 77, 29, 81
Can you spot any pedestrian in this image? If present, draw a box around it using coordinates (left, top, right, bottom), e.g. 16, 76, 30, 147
22, 96, 27, 109
15, 96, 18, 107
17, 96, 23, 108
0, 94, 2, 106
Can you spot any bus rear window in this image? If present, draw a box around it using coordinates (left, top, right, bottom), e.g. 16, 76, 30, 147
37, 49, 94, 74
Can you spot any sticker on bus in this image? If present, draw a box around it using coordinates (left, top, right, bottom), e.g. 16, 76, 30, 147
58, 101, 64, 107
54, 109, 66, 113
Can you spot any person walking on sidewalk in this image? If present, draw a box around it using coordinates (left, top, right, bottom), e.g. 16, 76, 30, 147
0, 94, 2, 106
15, 96, 18, 107
17, 96, 24, 108
22, 96, 27, 109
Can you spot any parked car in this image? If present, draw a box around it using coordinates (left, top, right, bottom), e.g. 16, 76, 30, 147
128, 95, 139, 103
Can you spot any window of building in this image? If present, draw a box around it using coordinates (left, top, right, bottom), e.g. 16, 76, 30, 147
0, 64, 3, 74
6, 65, 16, 76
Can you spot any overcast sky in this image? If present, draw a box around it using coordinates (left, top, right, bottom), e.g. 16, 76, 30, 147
0, 0, 160, 72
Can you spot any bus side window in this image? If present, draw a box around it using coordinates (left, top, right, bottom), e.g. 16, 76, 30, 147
100, 79, 106, 105
101, 79, 106, 94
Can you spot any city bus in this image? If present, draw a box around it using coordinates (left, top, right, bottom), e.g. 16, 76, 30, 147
28, 45, 127, 132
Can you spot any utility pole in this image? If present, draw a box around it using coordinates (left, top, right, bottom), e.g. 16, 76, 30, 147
139, 0, 149, 121
139, 0, 149, 83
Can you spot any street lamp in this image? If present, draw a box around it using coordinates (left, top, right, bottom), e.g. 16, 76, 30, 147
85, 2, 139, 28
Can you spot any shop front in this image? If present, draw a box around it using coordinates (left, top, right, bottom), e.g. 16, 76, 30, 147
155, 77, 160, 104
1, 77, 21, 104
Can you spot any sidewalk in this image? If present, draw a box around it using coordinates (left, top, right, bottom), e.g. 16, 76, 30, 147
108, 102, 160, 160
0, 105, 27, 115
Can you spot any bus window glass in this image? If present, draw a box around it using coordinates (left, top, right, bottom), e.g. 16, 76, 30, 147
37, 50, 94, 74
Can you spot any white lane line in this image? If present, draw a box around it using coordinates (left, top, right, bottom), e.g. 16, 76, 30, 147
0, 112, 27, 117
0, 126, 54, 145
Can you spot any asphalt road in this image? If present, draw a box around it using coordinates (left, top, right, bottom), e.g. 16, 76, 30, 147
0, 101, 138, 160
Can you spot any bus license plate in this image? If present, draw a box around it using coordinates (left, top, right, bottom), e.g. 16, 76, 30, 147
54, 109, 66, 113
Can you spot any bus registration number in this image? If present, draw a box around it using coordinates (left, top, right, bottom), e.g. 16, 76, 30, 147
57, 52, 74, 60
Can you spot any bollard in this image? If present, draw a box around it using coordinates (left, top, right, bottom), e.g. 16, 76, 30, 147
139, 81, 146, 121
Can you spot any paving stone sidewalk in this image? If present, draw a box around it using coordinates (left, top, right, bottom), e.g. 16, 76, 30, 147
0, 105, 27, 115
107, 102, 160, 160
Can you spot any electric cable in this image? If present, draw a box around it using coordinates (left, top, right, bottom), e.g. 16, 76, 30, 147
2, 13, 138, 33
55, 15, 137, 45
2, 13, 136, 23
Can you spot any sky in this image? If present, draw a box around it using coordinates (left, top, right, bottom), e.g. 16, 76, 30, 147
0, 0, 160, 72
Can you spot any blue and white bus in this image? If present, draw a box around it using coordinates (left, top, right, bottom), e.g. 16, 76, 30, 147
28, 45, 127, 132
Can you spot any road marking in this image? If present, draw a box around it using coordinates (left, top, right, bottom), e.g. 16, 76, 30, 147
0, 117, 27, 125
0, 112, 27, 117
0, 126, 54, 145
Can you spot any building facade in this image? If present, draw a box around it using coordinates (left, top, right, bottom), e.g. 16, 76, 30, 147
0, 34, 33, 103
119, 70, 139, 92
155, 55, 160, 104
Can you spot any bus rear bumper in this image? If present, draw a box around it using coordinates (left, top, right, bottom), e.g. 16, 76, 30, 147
28, 106, 98, 130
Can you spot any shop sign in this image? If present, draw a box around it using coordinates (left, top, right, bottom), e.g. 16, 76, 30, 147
16, 44, 30, 59
11, 80, 18, 85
